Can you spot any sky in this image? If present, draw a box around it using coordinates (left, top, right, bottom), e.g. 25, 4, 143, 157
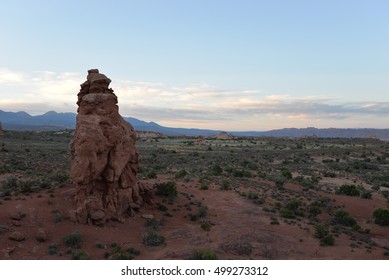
0, 0, 388, 131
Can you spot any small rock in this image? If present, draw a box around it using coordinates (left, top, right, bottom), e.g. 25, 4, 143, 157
68, 210, 78, 223
35, 229, 48, 242
90, 210, 105, 221
1, 247, 16, 260
10, 212, 22, 221
8, 231, 25, 242
12, 221, 21, 227
141, 214, 154, 220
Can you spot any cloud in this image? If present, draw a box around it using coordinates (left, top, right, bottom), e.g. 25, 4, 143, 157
0, 68, 25, 83
0, 68, 388, 129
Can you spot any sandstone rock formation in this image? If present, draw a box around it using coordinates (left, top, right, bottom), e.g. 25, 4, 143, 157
212, 131, 234, 140
70, 69, 150, 225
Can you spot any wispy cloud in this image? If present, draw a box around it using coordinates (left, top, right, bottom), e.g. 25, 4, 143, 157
0, 68, 388, 129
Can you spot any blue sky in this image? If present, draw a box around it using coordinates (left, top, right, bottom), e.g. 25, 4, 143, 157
0, 0, 388, 130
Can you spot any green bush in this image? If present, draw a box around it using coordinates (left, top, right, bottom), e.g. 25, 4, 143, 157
360, 190, 372, 199
281, 168, 293, 179
314, 224, 329, 239
144, 218, 164, 231
191, 249, 218, 260
198, 205, 208, 218
308, 205, 322, 217
105, 245, 140, 260
280, 207, 295, 219
48, 244, 58, 255
146, 170, 157, 179
63, 231, 83, 249
373, 208, 389, 226
314, 223, 335, 246
333, 211, 358, 227
175, 169, 188, 179
157, 203, 168, 212
320, 234, 335, 246
71, 250, 90, 260
199, 182, 209, 190
335, 185, 360, 196
210, 164, 223, 176
201, 221, 212, 231
220, 179, 230, 190
154, 182, 177, 198
142, 230, 165, 247
246, 191, 259, 200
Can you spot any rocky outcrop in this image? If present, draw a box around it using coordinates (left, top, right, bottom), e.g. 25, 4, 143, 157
212, 131, 234, 140
70, 69, 151, 226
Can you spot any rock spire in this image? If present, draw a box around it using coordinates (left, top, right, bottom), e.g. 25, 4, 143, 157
70, 69, 150, 225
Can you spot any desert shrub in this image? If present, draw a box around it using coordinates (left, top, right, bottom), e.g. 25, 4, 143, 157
281, 168, 293, 179
220, 179, 230, 190
201, 221, 212, 231
199, 182, 209, 190
231, 169, 251, 178
308, 205, 321, 216
154, 182, 177, 198
191, 249, 218, 260
144, 218, 165, 231
311, 197, 331, 207
52, 209, 63, 223
105, 244, 140, 260
189, 214, 198, 221
360, 190, 372, 199
246, 191, 259, 200
285, 199, 301, 211
39, 181, 51, 189
48, 244, 58, 255
323, 171, 336, 178
63, 230, 83, 249
279, 199, 304, 218
175, 169, 188, 179
198, 205, 208, 218
320, 234, 335, 246
271, 175, 286, 188
210, 164, 223, 176
19, 180, 33, 193
314, 224, 330, 239
314, 223, 335, 246
280, 207, 295, 219
333, 211, 358, 228
157, 203, 168, 212
146, 170, 157, 179
95, 242, 105, 249
71, 250, 90, 260
2, 177, 18, 189
50, 172, 69, 184
335, 184, 360, 196
143, 230, 165, 247
373, 208, 389, 226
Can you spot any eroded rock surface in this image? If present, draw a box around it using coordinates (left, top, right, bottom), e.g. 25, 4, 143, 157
70, 69, 150, 225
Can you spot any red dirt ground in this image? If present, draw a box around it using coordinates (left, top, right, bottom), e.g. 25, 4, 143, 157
1, 175, 388, 260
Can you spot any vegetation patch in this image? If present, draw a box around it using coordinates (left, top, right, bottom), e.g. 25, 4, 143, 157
373, 208, 389, 226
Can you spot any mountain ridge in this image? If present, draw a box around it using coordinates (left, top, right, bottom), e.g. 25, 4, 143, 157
1, 109, 389, 139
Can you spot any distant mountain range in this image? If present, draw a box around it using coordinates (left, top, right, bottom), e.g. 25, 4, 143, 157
1, 109, 389, 140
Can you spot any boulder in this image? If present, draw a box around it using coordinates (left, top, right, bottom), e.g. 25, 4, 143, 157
8, 231, 25, 242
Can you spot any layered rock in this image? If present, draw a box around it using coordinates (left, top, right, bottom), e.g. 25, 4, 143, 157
213, 131, 234, 140
70, 69, 150, 225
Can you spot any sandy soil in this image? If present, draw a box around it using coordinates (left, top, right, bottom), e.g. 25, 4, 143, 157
1, 175, 388, 260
